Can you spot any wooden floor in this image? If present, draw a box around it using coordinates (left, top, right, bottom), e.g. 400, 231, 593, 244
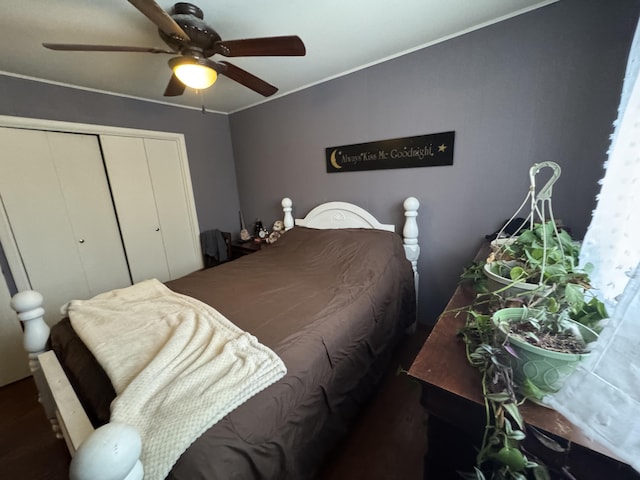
0, 377, 70, 479
0, 326, 430, 480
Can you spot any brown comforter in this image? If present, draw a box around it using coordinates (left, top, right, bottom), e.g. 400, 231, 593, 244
51, 226, 416, 479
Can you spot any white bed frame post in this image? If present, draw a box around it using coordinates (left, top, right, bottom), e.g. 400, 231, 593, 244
11, 290, 143, 480
282, 197, 294, 231
402, 197, 420, 329
10, 290, 60, 436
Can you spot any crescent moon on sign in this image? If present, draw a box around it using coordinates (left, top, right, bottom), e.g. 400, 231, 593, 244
330, 149, 342, 169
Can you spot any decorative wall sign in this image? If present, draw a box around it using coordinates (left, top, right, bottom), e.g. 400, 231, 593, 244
326, 131, 455, 173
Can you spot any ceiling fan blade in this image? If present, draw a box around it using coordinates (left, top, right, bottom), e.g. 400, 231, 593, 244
164, 74, 186, 97
127, 0, 190, 42
43, 43, 175, 54
214, 36, 306, 57
215, 61, 278, 97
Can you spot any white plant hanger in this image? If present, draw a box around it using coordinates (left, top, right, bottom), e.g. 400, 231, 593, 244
493, 161, 564, 285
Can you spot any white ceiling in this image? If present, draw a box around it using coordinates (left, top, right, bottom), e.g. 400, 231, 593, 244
0, 0, 556, 114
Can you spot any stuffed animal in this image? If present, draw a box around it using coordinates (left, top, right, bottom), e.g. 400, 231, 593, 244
267, 230, 281, 244
272, 220, 285, 233
267, 220, 286, 244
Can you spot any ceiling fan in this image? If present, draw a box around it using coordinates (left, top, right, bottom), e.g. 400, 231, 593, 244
42, 0, 306, 97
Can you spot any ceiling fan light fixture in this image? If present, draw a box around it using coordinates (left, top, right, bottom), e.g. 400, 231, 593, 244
169, 57, 217, 89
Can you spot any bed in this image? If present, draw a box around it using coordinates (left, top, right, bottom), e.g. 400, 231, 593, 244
10, 196, 420, 480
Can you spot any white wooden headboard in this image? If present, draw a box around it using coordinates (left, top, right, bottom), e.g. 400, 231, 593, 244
290, 200, 395, 231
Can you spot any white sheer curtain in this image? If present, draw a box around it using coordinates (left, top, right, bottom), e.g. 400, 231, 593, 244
545, 17, 640, 473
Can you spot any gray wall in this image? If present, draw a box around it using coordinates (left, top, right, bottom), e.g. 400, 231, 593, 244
0, 75, 238, 236
229, 0, 640, 324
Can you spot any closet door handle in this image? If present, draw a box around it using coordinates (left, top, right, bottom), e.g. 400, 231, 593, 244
155, 227, 160, 232
78, 239, 85, 244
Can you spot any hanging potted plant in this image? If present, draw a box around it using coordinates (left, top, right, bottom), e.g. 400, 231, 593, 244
491, 298, 602, 400
457, 273, 607, 479
483, 220, 585, 299
454, 161, 608, 479
482, 161, 585, 299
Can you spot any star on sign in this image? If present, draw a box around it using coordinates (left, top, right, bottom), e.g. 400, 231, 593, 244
438, 144, 447, 152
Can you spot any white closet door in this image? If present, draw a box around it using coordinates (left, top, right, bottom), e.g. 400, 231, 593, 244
144, 138, 201, 279
100, 135, 171, 283
0, 128, 131, 325
47, 133, 132, 294
0, 271, 30, 386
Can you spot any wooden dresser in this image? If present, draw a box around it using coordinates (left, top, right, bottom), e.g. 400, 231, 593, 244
408, 280, 640, 479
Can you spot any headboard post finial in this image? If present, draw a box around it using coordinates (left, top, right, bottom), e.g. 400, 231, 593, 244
402, 197, 419, 246
282, 198, 294, 231
402, 197, 420, 328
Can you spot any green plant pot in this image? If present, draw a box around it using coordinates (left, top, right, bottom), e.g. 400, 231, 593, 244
483, 262, 553, 298
492, 308, 598, 399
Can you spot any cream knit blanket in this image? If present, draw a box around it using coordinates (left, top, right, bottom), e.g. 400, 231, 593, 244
67, 279, 287, 480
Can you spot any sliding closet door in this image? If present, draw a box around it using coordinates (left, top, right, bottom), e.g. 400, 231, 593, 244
46, 133, 133, 293
100, 135, 201, 283
100, 136, 170, 283
143, 138, 202, 279
0, 127, 131, 325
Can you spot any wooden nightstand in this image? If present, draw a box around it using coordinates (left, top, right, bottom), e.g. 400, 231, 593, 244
230, 240, 266, 259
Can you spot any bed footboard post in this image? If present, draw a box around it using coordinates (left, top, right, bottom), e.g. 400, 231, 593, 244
282, 197, 294, 231
70, 423, 143, 480
402, 197, 420, 330
10, 290, 61, 438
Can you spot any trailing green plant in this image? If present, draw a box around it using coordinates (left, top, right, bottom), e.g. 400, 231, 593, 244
465, 264, 606, 334
467, 219, 606, 332
461, 261, 490, 293
454, 222, 609, 479
487, 221, 589, 288
458, 309, 550, 480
